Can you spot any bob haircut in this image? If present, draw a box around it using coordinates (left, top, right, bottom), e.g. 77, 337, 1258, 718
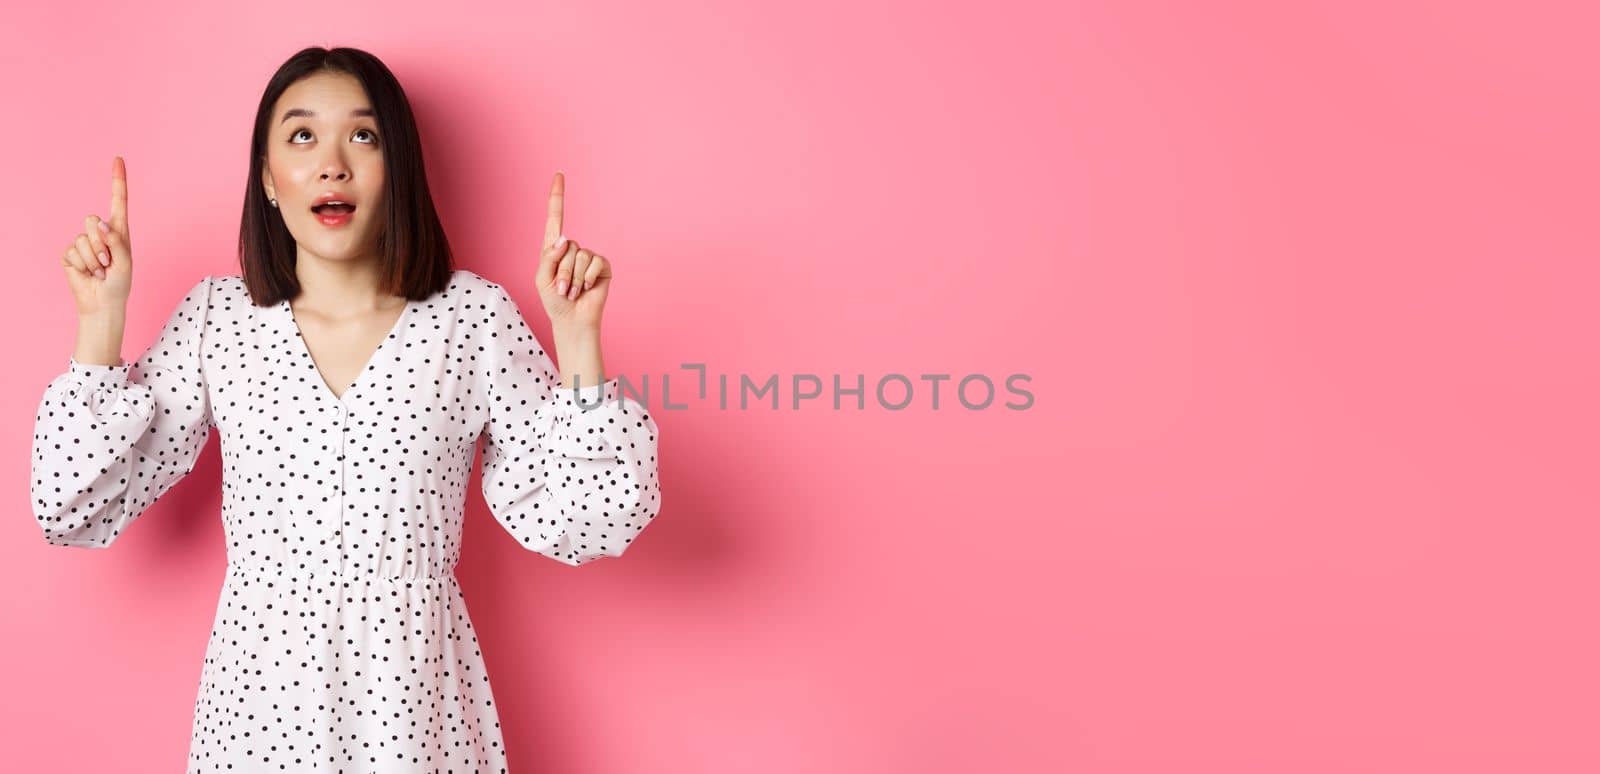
239, 46, 453, 306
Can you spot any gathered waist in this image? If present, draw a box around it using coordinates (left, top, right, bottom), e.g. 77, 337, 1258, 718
225, 563, 458, 583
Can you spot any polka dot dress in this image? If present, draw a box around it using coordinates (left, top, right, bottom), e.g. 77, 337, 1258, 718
28, 269, 662, 772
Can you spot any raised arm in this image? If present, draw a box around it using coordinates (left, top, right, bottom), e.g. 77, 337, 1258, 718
30, 275, 216, 546
32, 176, 214, 549
477, 281, 661, 566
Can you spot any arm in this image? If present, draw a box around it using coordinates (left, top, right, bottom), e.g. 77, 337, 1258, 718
478, 282, 661, 566
29, 275, 215, 548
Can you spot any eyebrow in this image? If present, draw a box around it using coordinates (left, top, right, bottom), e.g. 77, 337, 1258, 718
279, 107, 376, 124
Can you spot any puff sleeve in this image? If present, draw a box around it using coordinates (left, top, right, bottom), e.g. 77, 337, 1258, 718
477, 282, 661, 566
29, 275, 215, 548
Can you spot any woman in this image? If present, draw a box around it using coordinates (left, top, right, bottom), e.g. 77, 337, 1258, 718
31, 46, 662, 772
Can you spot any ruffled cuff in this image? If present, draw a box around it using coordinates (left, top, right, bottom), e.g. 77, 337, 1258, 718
546, 378, 631, 460
551, 377, 623, 413
63, 356, 154, 419
67, 357, 132, 392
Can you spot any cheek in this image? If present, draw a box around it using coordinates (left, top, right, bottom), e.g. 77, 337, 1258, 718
362, 174, 385, 213
363, 161, 385, 197
268, 159, 314, 193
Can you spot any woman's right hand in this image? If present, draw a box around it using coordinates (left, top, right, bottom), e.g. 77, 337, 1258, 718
61, 156, 134, 318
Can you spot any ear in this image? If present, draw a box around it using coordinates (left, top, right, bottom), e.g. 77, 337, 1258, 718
260, 161, 274, 201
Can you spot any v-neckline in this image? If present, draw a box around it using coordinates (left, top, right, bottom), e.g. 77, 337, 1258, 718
282, 295, 415, 405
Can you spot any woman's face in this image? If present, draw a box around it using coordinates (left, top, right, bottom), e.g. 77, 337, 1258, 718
260, 71, 386, 265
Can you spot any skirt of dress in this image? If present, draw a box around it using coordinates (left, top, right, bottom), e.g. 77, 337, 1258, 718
186, 564, 508, 773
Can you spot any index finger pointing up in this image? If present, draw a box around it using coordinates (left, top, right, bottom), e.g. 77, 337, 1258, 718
544, 171, 564, 249
109, 156, 129, 236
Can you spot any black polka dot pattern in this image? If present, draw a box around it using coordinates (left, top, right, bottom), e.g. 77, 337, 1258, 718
28, 269, 663, 772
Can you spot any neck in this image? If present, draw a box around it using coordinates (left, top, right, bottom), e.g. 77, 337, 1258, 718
291, 251, 401, 313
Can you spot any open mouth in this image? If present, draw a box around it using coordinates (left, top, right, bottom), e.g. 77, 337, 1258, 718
312, 202, 357, 225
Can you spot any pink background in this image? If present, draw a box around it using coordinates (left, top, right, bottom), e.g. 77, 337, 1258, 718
3, 1, 1596, 771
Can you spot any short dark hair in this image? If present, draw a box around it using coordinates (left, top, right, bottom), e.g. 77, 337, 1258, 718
239, 46, 453, 306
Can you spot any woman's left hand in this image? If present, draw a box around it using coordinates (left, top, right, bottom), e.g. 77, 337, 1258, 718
536, 171, 612, 330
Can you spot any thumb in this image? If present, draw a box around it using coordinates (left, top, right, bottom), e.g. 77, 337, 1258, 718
537, 234, 567, 290
102, 225, 133, 273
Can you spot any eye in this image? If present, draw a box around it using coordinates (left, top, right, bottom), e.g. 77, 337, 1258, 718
288, 127, 380, 145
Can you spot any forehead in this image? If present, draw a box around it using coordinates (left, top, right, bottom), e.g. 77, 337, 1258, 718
273, 72, 373, 120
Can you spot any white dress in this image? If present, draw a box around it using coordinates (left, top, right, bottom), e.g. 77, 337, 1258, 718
28, 269, 663, 772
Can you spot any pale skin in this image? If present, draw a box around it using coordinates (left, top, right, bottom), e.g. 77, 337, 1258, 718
61, 72, 616, 394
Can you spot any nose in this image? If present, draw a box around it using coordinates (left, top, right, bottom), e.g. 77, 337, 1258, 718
319, 154, 351, 182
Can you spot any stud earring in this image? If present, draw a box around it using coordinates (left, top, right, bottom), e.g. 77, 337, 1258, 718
269, 197, 278, 208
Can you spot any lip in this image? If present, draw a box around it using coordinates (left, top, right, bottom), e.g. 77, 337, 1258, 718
310, 190, 357, 227
311, 191, 355, 208
315, 209, 355, 227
